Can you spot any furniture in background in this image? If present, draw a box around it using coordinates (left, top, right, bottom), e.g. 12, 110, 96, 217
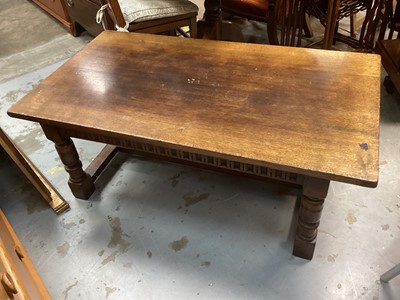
200, 0, 309, 45
0, 128, 69, 215
218, 0, 311, 46
65, 0, 109, 36
306, 0, 369, 49
31, 0, 74, 34
64, 0, 198, 37
375, 0, 400, 94
306, 0, 392, 50
8, 31, 381, 260
0, 209, 51, 299
99, 0, 198, 37
376, 39, 400, 94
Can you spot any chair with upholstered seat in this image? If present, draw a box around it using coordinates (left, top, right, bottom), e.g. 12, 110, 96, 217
97, 0, 198, 37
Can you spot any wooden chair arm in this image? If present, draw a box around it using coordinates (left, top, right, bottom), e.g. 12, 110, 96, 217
109, 0, 128, 28
99, 0, 127, 29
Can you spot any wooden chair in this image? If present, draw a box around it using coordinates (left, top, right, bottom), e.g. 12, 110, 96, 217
215, 0, 311, 46
97, 0, 198, 37
305, 0, 390, 51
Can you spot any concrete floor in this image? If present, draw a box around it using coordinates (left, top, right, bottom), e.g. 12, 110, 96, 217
1, 0, 400, 299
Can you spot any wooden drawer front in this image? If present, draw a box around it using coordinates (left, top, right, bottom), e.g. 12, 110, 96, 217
0, 254, 24, 300
0, 258, 18, 300
33, 0, 68, 19
0, 210, 50, 299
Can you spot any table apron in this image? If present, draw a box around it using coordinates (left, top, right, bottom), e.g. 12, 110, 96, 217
56, 126, 304, 187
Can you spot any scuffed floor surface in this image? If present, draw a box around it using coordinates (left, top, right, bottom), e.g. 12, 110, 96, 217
0, 67, 400, 299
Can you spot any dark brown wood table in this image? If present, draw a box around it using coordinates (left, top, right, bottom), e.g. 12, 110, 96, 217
8, 31, 381, 260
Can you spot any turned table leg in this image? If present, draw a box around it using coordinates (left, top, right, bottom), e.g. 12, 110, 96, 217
41, 125, 95, 200
293, 176, 330, 260
200, 0, 222, 39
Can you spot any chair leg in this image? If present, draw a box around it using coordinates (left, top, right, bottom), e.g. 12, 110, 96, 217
332, 21, 339, 45
350, 13, 356, 37
190, 16, 198, 38
380, 263, 400, 282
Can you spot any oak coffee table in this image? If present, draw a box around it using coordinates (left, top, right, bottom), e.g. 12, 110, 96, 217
8, 31, 381, 260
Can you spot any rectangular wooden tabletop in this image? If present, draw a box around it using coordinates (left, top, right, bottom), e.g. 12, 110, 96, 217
8, 31, 381, 187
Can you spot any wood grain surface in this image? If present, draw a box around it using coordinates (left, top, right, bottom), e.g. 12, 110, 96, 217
8, 31, 381, 187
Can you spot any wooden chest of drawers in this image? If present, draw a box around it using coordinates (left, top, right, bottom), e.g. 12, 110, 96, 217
31, 0, 74, 34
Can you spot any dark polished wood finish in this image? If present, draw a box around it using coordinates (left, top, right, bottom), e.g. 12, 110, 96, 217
8, 31, 380, 259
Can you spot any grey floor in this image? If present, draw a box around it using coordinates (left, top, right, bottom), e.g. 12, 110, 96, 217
1, 0, 400, 299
